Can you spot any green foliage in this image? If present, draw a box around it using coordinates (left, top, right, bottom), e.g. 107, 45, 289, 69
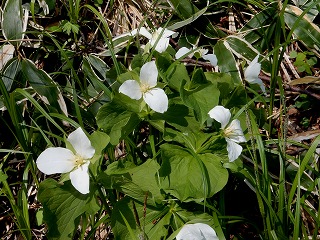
289, 50, 317, 74
38, 179, 94, 239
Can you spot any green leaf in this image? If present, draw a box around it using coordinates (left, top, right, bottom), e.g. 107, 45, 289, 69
96, 100, 140, 145
21, 59, 60, 109
111, 197, 171, 240
103, 159, 163, 204
205, 72, 234, 100
225, 36, 270, 72
168, 0, 225, 38
2, 57, 21, 91
181, 79, 220, 124
168, 6, 208, 30
166, 63, 190, 91
1, 0, 24, 47
240, 5, 277, 44
38, 179, 90, 239
214, 41, 241, 83
284, 5, 320, 50
159, 144, 228, 201
61, 20, 79, 35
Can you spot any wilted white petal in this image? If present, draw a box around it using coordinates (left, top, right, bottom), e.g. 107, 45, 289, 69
119, 80, 142, 100
175, 47, 192, 59
226, 138, 243, 162
202, 54, 218, 66
176, 223, 218, 240
36, 147, 75, 174
208, 105, 231, 129
153, 37, 170, 53
68, 128, 95, 159
140, 61, 158, 87
227, 119, 246, 143
138, 27, 152, 39
69, 161, 90, 194
143, 88, 168, 113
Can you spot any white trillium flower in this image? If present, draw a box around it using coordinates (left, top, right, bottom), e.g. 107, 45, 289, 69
36, 128, 95, 194
176, 223, 219, 240
244, 55, 266, 94
175, 47, 218, 66
208, 105, 246, 162
119, 61, 168, 113
138, 27, 175, 53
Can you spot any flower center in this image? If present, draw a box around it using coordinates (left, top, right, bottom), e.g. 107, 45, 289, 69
140, 82, 151, 93
73, 154, 86, 168
151, 31, 160, 42
224, 125, 234, 138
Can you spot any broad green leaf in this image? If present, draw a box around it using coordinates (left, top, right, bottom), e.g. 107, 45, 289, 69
38, 179, 90, 239
168, 0, 198, 19
111, 197, 139, 240
96, 100, 140, 145
111, 197, 171, 240
292, 0, 319, 22
166, 63, 190, 91
284, 5, 320, 50
181, 79, 220, 124
168, 0, 225, 39
1, 0, 24, 47
1, 57, 20, 91
89, 130, 110, 154
214, 41, 241, 83
159, 144, 228, 202
225, 36, 270, 72
21, 59, 60, 109
205, 72, 234, 99
82, 57, 112, 106
103, 159, 163, 204
168, 6, 208, 30
240, 5, 277, 44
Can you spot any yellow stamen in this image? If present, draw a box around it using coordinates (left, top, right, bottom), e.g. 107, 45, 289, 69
73, 154, 86, 168
140, 82, 151, 93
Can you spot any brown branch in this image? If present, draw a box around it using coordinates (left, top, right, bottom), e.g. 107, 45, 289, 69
259, 75, 320, 101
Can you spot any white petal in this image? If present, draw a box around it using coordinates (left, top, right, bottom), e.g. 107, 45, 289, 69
176, 223, 218, 240
208, 105, 231, 129
175, 47, 192, 59
153, 37, 170, 53
226, 138, 243, 162
227, 119, 246, 143
138, 27, 152, 39
119, 80, 142, 100
202, 54, 218, 66
36, 147, 75, 174
69, 161, 90, 194
140, 61, 158, 88
244, 55, 261, 83
157, 27, 175, 38
248, 77, 266, 95
68, 128, 95, 159
143, 88, 168, 113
